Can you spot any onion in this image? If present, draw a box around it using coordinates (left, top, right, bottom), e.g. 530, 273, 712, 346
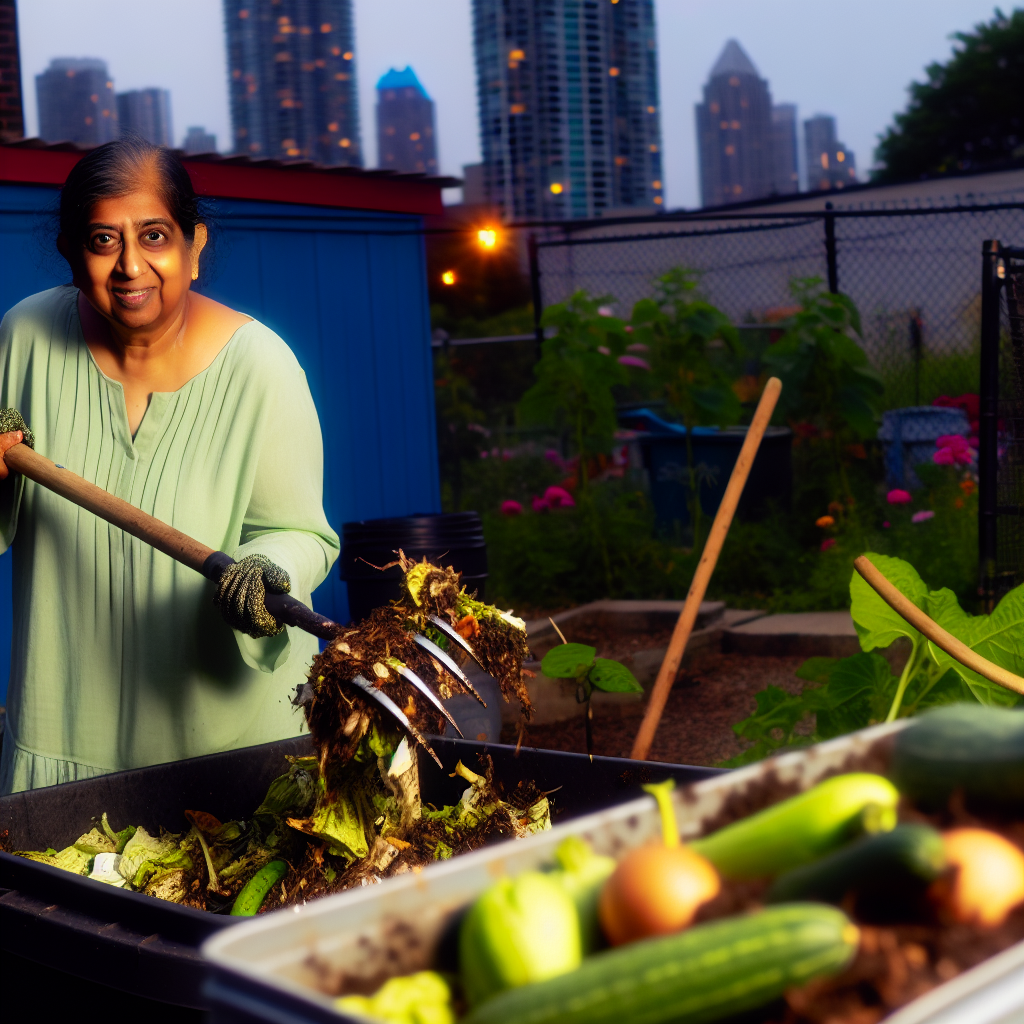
930, 827, 1024, 928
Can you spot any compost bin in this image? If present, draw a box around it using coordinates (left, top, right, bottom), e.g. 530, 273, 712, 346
0, 734, 721, 1013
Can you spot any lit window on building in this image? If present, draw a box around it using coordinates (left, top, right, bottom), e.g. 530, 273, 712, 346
550, 182, 563, 194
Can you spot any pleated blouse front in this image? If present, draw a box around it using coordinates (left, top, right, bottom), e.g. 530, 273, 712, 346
0, 286, 340, 781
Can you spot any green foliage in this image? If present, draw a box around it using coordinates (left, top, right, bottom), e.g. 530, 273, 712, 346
723, 554, 1022, 766
540, 641, 642, 699
433, 350, 487, 512
873, 9, 1024, 182
519, 293, 628, 476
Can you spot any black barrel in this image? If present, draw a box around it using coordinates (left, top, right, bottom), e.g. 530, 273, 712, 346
340, 512, 487, 623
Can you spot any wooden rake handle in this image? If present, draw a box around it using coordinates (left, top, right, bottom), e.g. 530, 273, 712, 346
3, 442, 341, 641
853, 555, 1024, 697
630, 377, 783, 761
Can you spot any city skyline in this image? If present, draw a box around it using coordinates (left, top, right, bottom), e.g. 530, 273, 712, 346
376, 66, 438, 174
15, 0, 1003, 209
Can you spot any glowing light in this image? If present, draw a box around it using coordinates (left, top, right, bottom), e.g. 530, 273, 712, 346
836, 150, 845, 162
477, 228, 498, 249
820, 153, 829, 169
654, 196, 663, 205
652, 180, 662, 189
442, 270, 457, 285
321, 22, 331, 32
339, 137, 351, 147
410, 132, 420, 140
510, 103, 525, 114
550, 182, 563, 194
343, 51, 353, 60
647, 105, 656, 113
509, 49, 525, 60
609, 66, 620, 76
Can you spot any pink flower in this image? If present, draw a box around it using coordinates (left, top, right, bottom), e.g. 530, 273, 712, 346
544, 449, 565, 469
626, 342, 649, 353
624, 324, 634, 333
933, 447, 956, 465
820, 538, 837, 551
887, 489, 912, 504
544, 485, 576, 508
935, 434, 969, 451
597, 345, 611, 356
911, 510, 935, 523
597, 305, 614, 317
618, 355, 650, 370
882, 521, 890, 528
531, 495, 549, 512
479, 450, 489, 459
501, 500, 522, 516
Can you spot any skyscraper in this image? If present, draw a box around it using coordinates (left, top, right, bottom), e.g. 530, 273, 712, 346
36, 58, 117, 145
183, 126, 218, 154
0, 0, 25, 141
117, 88, 173, 147
804, 114, 857, 191
770, 102, 799, 196
472, 0, 662, 222
376, 67, 437, 174
223, 0, 361, 166
695, 40, 774, 207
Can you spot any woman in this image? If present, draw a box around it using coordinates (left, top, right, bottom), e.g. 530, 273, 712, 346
0, 137, 339, 794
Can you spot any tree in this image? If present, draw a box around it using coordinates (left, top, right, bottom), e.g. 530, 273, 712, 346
873, 9, 1023, 183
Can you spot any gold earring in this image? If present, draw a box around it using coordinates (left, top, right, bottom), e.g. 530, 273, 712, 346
191, 267, 199, 281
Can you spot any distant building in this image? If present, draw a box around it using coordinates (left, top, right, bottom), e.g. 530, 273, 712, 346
376, 66, 436, 174
696, 40, 775, 207
116, 88, 173, 146
182, 126, 218, 154
471, 0, 663, 221
461, 163, 485, 205
0, 0, 25, 141
770, 102, 799, 196
804, 114, 857, 191
36, 57, 117, 145
223, 0, 361, 166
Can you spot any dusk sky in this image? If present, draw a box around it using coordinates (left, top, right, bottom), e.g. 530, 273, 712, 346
18, 0, 1006, 209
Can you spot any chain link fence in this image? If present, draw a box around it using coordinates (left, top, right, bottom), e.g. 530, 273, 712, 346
533, 204, 1024, 410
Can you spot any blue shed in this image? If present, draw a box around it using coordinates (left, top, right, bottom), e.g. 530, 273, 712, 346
0, 142, 454, 704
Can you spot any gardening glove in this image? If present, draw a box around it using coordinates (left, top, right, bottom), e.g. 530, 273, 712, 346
0, 407, 35, 449
214, 553, 292, 638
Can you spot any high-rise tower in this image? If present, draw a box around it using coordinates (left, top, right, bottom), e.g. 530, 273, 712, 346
472, 0, 663, 222
770, 102, 799, 196
696, 40, 774, 207
223, 0, 361, 166
36, 58, 118, 145
0, 0, 25, 141
376, 67, 437, 174
804, 114, 857, 191
117, 88, 173, 147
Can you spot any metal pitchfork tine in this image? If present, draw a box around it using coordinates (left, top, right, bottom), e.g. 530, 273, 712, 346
394, 663, 465, 738
412, 633, 488, 707
427, 614, 489, 671
347, 674, 443, 769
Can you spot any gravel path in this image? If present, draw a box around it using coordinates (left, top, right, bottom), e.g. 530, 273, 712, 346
504, 652, 809, 767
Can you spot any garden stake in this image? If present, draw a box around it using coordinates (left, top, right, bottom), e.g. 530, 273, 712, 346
853, 555, 1024, 697
630, 377, 783, 761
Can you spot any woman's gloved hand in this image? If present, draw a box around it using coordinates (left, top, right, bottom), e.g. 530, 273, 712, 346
0, 408, 34, 482
214, 554, 292, 638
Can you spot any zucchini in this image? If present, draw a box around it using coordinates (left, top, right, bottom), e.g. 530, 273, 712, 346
891, 704, 1024, 809
462, 904, 858, 1024
690, 773, 898, 879
767, 823, 946, 909
230, 859, 289, 916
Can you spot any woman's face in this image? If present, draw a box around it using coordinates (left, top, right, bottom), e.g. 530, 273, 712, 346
60, 181, 205, 333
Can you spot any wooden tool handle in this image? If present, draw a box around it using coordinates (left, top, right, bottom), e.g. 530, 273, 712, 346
5, 443, 216, 573
853, 555, 1024, 696
630, 377, 783, 761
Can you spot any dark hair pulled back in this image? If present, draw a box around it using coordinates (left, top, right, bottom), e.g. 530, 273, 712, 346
59, 134, 203, 245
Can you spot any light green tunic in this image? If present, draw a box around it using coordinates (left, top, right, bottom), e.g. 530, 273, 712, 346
0, 286, 340, 793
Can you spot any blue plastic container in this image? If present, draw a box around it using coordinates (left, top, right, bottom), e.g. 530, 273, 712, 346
877, 406, 972, 489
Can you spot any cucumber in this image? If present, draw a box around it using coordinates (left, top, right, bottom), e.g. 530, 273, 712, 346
230, 859, 289, 916
891, 704, 1024, 809
462, 904, 858, 1024
690, 773, 898, 879
767, 823, 946, 908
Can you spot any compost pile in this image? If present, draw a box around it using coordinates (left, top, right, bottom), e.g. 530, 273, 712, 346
324, 704, 1024, 1024
6, 555, 546, 914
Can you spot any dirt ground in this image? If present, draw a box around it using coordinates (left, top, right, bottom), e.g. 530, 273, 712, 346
502, 651, 808, 767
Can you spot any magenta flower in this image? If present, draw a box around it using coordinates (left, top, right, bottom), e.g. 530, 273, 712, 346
820, 538, 837, 551
882, 521, 890, 528
531, 495, 549, 512
618, 355, 650, 370
887, 489, 912, 504
933, 447, 956, 465
501, 500, 522, 516
544, 448, 565, 469
935, 434, 969, 451
479, 450, 489, 459
911, 510, 935, 523
544, 485, 576, 508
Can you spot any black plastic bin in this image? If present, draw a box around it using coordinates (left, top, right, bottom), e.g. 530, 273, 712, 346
340, 512, 487, 623
0, 734, 722, 1013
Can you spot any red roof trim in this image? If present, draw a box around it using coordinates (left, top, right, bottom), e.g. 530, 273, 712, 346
0, 145, 446, 216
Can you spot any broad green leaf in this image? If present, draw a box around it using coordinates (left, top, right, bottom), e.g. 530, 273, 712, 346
590, 658, 643, 693
814, 653, 896, 738
795, 657, 838, 684
850, 553, 928, 651
926, 584, 1024, 707
720, 685, 814, 766
541, 643, 596, 679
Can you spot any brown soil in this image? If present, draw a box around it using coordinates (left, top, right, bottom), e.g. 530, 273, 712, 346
505, 651, 808, 767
